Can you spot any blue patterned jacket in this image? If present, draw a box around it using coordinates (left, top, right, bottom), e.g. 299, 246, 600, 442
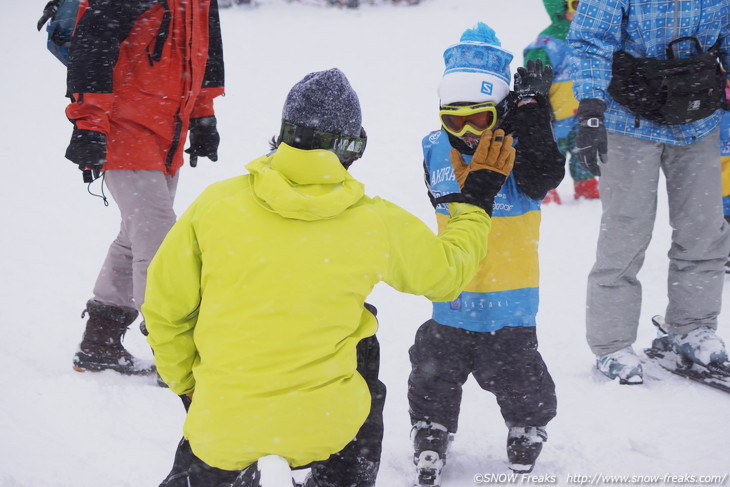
567, 0, 730, 145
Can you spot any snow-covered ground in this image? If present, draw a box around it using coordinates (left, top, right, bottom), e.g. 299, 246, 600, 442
1, 0, 729, 485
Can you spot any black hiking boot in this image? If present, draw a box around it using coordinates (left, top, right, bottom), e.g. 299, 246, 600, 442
412, 421, 452, 486
72, 299, 155, 375
506, 426, 547, 473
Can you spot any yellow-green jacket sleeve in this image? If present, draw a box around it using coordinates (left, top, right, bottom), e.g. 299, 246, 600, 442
142, 201, 203, 395
379, 201, 491, 302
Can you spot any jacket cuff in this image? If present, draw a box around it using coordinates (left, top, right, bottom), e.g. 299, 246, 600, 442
576, 98, 607, 120
190, 87, 224, 119
65, 93, 114, 134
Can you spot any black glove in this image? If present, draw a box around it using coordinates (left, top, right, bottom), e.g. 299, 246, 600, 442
575, 98, 608, 177
37, 0, 59, 31
65, 129, 106, 182
513, 59, 553, 106
185, 115, 219, 167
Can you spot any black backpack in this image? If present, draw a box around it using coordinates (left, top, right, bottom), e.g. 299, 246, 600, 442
608, 37, 725, 125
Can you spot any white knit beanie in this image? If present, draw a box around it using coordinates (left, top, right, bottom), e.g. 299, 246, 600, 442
438, 22, 514, 105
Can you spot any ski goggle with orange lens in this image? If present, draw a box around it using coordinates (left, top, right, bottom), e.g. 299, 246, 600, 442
566, 0, 579, 12
439, 102, 498, 137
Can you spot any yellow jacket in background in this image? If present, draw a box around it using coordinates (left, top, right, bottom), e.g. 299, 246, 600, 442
143, 143, 490, 470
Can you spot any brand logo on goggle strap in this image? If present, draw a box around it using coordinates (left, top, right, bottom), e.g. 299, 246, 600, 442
333, 139, 365, 153
481, 81, 494, 95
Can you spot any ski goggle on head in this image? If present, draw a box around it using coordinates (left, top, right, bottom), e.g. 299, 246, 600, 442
439, 102, 498, 137
566, 0, 579, 12
279, 121, 367, 164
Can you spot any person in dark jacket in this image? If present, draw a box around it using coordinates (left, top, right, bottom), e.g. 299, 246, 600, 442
63, 0, 225, 376
408, 23, 563, 484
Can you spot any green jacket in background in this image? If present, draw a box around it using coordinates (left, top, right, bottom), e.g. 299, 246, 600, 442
524, 0, 582, 129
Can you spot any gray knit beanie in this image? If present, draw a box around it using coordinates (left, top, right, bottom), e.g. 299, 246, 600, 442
282, 68, 362, 138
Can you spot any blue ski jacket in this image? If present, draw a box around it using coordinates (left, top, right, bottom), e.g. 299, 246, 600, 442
567, 0, 730, 145
425, 131, 539, 332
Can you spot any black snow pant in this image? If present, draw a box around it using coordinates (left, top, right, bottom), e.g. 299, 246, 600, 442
159, 308, 386, 487
158, 438, 242, 487
408, 320, 557, 433
306, 305, 386, 487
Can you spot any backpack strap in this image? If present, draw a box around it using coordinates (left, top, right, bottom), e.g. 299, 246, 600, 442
666, 36, 721, 60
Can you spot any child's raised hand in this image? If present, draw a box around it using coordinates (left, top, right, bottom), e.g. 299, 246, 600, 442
447, 129, 515, 215
472, 129, 515, 177
449, 129, 515, 189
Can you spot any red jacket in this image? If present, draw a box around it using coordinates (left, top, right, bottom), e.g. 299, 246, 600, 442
65, 0, 225, 175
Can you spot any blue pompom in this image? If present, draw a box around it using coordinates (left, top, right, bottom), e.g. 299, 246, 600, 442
459, 22, 501, 46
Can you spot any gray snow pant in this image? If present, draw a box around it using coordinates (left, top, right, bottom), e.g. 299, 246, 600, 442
92, 170, 179, 311
586, 130, 730, 356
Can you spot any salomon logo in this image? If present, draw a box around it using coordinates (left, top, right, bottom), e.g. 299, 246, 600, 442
481, 81, 493, 95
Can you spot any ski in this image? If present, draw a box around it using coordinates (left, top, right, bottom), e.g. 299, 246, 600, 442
644, 315, 730, 393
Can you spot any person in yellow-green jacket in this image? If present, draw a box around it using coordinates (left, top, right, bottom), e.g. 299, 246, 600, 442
523, 0, 599, 203
143, 68, 515, 487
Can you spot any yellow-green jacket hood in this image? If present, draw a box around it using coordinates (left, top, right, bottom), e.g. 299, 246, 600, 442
245, 143, 364, 221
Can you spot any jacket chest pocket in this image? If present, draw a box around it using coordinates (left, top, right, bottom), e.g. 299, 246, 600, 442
119, 2, 185, 100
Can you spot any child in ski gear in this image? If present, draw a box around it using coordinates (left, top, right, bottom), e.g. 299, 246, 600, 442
144, 68, 512, 487
65, 0, 225, 376
523, 0, 598, 204
408, 23, 562, 483
568, 0, 730, 384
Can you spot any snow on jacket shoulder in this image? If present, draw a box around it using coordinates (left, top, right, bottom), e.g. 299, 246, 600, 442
142, 143, 490, 470
65, 0, 225, 174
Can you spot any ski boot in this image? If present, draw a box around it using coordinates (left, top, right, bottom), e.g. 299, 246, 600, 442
506, 426, 547, 473
541, 189, 561, 205
645, 316, 730, 393
667, 326, 728, 368
644, 315, 730, 392
574, 178, 599, 200
411, 421, 452, 486
595, 346, 643, 384
73, 299, 156, 375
